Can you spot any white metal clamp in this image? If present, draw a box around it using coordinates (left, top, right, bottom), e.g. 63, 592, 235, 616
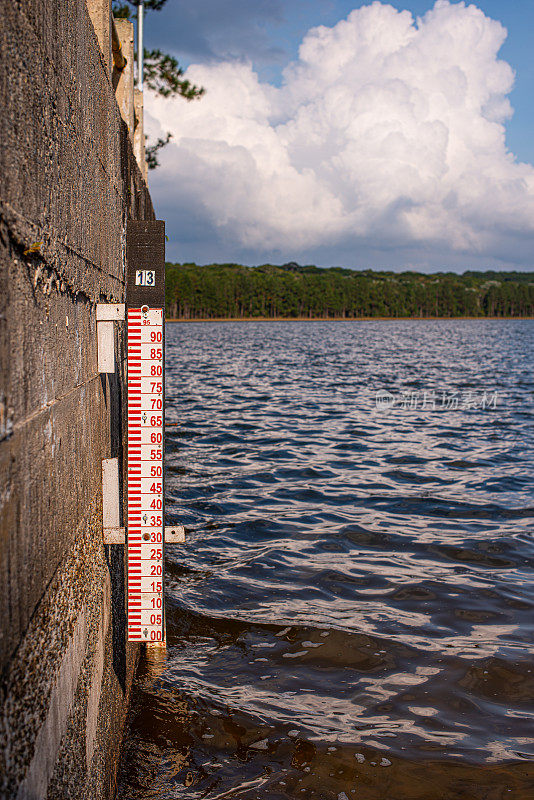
102, 458, 185, 544
97, 303, 125, 373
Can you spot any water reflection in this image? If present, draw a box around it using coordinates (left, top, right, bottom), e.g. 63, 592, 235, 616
118, 321, 534, 799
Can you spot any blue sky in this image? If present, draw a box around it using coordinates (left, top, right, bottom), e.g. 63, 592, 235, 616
143, 1, 534, 271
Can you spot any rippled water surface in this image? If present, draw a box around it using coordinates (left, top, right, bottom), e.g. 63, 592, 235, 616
118, 320, 534, 799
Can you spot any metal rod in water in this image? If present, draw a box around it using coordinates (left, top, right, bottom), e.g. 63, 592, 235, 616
137, 0, 144, 90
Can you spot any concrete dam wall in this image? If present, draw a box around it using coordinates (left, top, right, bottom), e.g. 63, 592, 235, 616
0, 1, 154, 797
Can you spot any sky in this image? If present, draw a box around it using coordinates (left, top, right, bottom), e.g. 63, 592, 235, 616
142, 1, 534, 272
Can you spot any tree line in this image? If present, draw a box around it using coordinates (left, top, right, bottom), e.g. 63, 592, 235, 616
165, 262, 534, 319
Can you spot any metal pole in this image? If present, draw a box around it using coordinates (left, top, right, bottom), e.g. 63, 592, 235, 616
137, 0, 144, 90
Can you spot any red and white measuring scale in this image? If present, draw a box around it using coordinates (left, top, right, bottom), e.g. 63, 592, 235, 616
127, 304, 165, 643
126, 221, 166, 644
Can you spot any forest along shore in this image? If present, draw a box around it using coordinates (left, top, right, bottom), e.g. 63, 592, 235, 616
165, 262, 534, 320
167, 316, 534, 322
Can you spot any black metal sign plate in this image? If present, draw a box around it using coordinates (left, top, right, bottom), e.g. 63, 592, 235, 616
126, 220, 165, 309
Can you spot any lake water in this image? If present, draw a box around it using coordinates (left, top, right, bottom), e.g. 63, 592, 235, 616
117, 320, 534, 800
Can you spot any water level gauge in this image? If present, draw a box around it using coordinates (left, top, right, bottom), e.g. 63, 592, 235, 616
126, 221, 166, 643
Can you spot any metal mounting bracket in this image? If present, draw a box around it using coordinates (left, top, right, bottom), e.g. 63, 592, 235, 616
102, 458, 185, 545
102, 526, 186, 545
97, 303, 125, 373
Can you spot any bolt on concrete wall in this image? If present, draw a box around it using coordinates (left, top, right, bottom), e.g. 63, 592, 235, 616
0, 1, 156, 797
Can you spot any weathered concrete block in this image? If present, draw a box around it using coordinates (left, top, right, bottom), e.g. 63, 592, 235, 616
134, 89, 148, 181
114, 20, 135, 139
86, 0, 113, 74
0, 0, 154, 797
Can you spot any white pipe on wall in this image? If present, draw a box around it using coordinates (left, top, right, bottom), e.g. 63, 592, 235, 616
137, 0, 144, 90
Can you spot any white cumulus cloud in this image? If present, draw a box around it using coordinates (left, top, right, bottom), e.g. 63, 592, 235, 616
146, 1, 534, 266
